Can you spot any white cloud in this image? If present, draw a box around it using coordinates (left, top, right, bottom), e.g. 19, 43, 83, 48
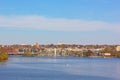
0, 15, 119, 31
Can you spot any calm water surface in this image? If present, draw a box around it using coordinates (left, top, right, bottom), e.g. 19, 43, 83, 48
0, 56, 120, 80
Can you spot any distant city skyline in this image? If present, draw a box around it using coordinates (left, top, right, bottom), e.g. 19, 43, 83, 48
0, 0, 120, 45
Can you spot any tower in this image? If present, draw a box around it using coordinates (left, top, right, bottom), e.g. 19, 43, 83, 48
35, 42, 39, 49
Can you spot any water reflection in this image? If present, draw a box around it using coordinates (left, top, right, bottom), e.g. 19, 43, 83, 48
0, 62, 7, 66
0, 56, 120, 80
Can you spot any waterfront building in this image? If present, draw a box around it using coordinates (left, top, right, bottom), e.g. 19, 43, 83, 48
116, 46, 120, 52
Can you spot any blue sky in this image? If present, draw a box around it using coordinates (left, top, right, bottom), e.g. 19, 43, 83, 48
0, 0, 120, 45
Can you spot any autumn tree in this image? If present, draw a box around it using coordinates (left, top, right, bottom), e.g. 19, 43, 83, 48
0, 48, 8, 61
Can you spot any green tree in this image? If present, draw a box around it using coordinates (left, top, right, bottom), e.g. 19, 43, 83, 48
83, 51, 89, 57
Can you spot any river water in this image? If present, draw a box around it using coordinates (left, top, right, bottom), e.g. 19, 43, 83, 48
0, 56, 120, 80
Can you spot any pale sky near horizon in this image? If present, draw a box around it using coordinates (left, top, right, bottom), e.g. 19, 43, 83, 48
0, 0, 120, 45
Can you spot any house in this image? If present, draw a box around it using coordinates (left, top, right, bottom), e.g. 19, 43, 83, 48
104, 53, 111, 57
116, 46, 120, 52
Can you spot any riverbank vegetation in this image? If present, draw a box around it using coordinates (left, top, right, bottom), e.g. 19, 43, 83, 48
0, 49, 8, 62
22, 52, 37, 57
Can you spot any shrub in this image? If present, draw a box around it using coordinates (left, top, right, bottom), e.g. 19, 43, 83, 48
0, 53, 8, 61
0, 49, 8, 61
